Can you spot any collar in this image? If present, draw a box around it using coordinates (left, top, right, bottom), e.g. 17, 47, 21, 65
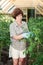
14, 21, 23, 27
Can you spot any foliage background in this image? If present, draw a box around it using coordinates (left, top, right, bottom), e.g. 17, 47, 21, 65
25, 17, 43, 65
0, 14, 14, 61
0, 14, 43, 65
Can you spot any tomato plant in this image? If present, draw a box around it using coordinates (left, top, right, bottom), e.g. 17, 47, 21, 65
0, 14, 14, 61
25, 17, 43, 65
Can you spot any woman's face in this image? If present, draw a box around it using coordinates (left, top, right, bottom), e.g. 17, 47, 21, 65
16, 14, 23, 22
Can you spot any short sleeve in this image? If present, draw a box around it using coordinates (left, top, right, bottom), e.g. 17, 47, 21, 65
9, 23, 16, 37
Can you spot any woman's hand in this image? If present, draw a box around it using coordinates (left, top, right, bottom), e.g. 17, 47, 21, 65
21, 32, 31, 38
21, 32, 35, 39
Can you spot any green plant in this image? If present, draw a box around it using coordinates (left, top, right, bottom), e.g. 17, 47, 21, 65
25, 17, 43, 65
0, 14, 14, 61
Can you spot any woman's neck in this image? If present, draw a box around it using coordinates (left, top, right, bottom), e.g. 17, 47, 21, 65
16, 20, 22, 26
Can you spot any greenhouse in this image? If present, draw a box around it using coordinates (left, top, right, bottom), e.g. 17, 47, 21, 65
0, 0, 43, 65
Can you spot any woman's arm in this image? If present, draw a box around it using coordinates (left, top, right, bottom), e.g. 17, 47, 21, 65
11, 32, 31, 40
11, 34, 23, 40
10, 24, 23, 40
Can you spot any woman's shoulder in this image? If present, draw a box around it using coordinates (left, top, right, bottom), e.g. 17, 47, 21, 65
10, 21, 16, 27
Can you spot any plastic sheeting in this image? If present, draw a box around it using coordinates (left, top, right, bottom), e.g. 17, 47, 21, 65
0, 0, 43, 15
0, 0, 16, 14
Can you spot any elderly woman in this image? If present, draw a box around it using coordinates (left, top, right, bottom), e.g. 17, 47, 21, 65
9, 8, 29, 65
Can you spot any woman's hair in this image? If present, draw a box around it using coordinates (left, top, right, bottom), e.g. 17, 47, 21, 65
12, 8, 23, 19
